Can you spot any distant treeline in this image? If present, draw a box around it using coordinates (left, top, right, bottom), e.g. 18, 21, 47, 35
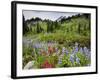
23, 13, 90, 35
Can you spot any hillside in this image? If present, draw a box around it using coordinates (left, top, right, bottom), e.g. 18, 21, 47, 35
23, 13, 90, 47
22, 13, 91, 68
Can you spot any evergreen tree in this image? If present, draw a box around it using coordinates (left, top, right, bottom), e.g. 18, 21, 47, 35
23, 15, 25, 34
50, 22, 53, 32
55, 21, 58, 29
23, 15, 29, 35
47, 21, 50, 32
78, 23, 81, 34
37, 22, 40, 33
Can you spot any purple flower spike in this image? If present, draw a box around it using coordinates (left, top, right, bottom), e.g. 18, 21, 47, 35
70, 54, 74, 63
80, 47, 83, 54
55, 47, 58, 52
76, 57, 80, 64
75, 46, 78, 53
58, 58, 62, 64
83, 47, 88, 55
86, 51, 91, 59
72, 46, 78, 54
62, 47, 66, 54
66, 50, 69, 55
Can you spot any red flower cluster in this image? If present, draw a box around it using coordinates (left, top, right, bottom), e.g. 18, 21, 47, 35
41, 60, 54, 68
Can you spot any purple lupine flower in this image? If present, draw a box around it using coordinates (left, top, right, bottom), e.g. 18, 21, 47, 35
79, 47, 83, 54
35, 43, 39, 48
83, 47, 91, 59
75, 46, 78, 53
62, 47, 69, 55
65, 49, 69, 55
56, 50, 60, 55
83, 47, 89, 55
39, 43, 42, 48
83, 47, 88, 53
72, 46, 78, 54
71, 42, 79, 54
72, 50, 75, 54
87, 51, 91, 59
75, 42, 78, 51
62, 47, 66, 54
76, 57, 80, 64
58, 54, 63, 64
55, 47, 58, 52
58, 58, 62, 64
70, 54, 74, 63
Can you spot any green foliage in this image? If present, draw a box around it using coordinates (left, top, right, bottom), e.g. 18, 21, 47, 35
23, 14, 91, 69
48, 54, 59, 67
57, 52, 90, 67
59, 54, 73, 67
23, 16, 29, 35
76, 52, 90, 66
36, 55, 46, 68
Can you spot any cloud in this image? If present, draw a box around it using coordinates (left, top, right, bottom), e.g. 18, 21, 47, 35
23, 10, 80, 21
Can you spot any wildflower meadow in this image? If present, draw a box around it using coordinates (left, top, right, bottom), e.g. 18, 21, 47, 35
22, 11, 91, 69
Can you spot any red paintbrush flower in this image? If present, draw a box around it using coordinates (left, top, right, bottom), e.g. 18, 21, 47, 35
41, 60, 54, 68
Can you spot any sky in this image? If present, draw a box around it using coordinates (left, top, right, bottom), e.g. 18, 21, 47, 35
23, 10, 80, 21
